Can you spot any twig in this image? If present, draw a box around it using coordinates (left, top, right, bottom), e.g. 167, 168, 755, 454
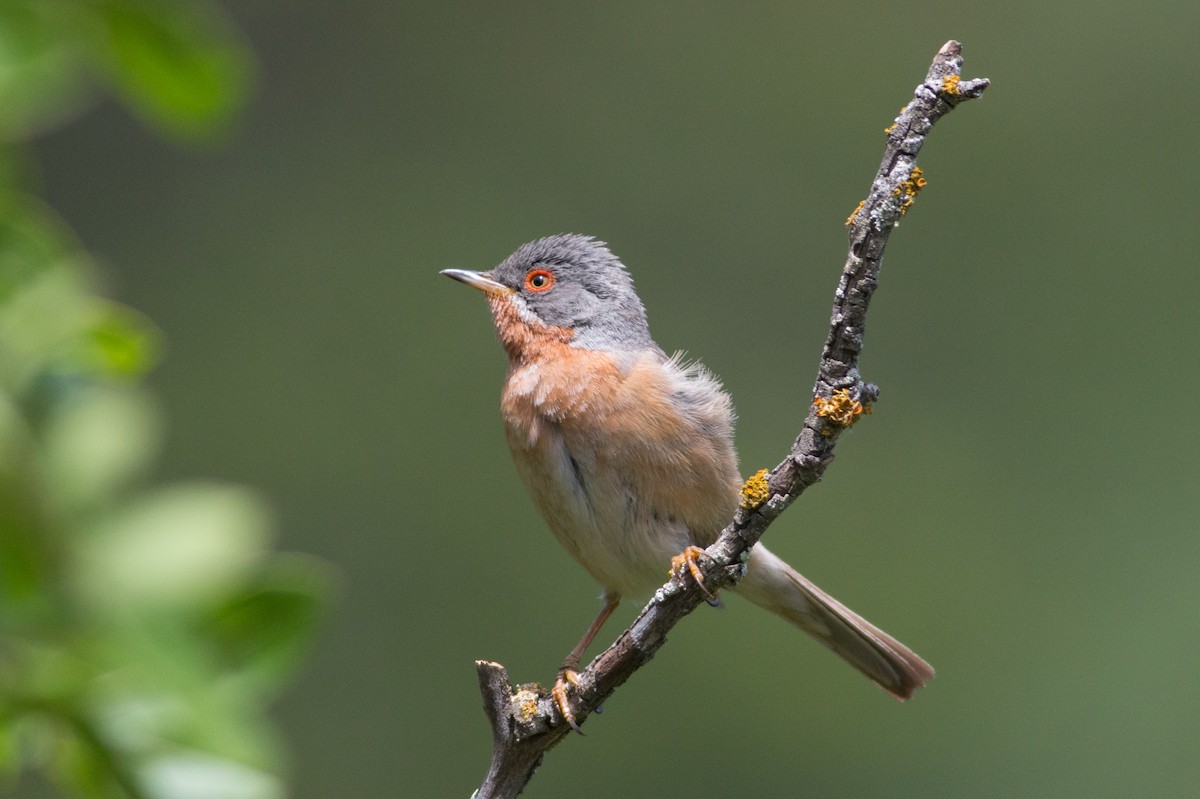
471, 40, 988, 799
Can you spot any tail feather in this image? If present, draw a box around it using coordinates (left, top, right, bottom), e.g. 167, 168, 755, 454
733, 545, 934, 700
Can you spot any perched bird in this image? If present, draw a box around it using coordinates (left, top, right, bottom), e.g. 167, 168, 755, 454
442, 234, 933, 729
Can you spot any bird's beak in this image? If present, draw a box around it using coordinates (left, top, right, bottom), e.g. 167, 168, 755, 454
440, 269, 513, 296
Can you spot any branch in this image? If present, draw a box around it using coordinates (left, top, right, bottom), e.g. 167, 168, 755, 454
472, 40, 988, 799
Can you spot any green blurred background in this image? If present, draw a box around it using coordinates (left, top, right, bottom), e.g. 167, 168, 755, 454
11, 0, 1200, 796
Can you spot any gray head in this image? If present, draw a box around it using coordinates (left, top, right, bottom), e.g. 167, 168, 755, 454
442, 234, 658, 353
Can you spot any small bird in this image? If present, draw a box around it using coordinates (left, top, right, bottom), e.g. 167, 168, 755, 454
443, 234, 933, 729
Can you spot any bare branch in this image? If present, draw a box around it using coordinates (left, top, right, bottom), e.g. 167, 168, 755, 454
472, 40, 988, 799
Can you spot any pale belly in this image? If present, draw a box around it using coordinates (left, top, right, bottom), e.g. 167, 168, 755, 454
505, 417, 696, 598
499, 349, 740, 598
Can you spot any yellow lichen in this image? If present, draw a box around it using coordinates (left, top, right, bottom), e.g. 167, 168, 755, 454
812, 388, 872, 429
941, 75, 961, 96
883, 122, 897, 136
845, 200, 865, 227
514, 688, 540, 721
892, 165, 927, 217
739, 469, 771, 510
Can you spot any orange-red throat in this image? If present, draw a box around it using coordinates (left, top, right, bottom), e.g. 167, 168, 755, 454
441, 268, 573, 365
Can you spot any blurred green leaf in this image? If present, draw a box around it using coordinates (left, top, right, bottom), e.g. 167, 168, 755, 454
89, 0, 251, 141
139, 752, 282, 799
0, 1, 92, 140
204, 555, 333, 695
0, 2, 320, 796
72, 483, 273, 612
6, 641, 92, 707
88, 677, 281, 772
0, 260, 96, 395
50, 731, 113, 799
168, 688, 280, 771
0, 194, 81, 305
0, 198, 162, 399
0, 389, 54, 614
80, 302, 163, 378
89, 691, 189, 756
50, 712, 140, 799
41, 384, 160, 514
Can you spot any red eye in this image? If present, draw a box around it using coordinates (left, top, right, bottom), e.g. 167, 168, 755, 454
525, 269, 556, 293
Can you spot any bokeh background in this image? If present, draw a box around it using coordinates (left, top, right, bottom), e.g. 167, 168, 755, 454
14, 0, 1199, 796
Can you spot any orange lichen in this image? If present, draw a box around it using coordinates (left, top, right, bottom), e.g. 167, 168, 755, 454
845, 200, 865, 227
941, 75, 961, 96
891, 165, 927, 217
812, 388, 872, 429
739, 469, 771, 510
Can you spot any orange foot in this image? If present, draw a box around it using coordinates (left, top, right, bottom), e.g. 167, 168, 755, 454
552, 668, 584, 733
670, 545, 717, 602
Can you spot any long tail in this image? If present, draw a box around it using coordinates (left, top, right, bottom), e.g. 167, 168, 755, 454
732, 545, 934, 699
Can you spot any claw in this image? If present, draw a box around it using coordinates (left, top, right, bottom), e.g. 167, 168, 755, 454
552, 668, 584, 733
549, 593, 619, 734
670, 545, 717, 602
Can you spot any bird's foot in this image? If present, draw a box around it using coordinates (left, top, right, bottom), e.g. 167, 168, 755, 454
552, 668, 584, 733
670, 545, 718, 602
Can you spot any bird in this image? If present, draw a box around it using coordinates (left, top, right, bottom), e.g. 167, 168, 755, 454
442, 234, 933, 729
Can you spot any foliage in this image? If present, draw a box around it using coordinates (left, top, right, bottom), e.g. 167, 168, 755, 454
0, 2, 328, 797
